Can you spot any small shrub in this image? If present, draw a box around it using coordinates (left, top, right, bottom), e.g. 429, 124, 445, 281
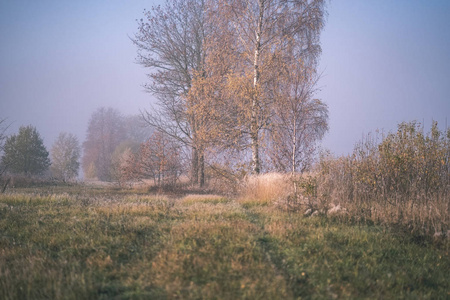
310, 121, 449, 236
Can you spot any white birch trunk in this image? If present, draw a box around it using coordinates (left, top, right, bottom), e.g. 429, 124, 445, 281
251, 0, 265, 175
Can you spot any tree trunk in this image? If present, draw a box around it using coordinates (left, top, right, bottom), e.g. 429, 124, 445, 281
1, 177, 10, 193
199, 150, 205, 187
191, 147, 199, 185
250, 128, 260, 174
292, 122, 297, 206
250, 0, 264, 175
292, 119, 297, 175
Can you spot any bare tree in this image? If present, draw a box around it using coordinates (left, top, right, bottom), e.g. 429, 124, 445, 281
268, 64, 328, 174
133, 0, 209, 186
50, 132, 81, 182
111, 146, 136, 187
138, 132, 182, 186
118, 132, 182, 187
123, 114, 154, 144
82, 107, 126, 181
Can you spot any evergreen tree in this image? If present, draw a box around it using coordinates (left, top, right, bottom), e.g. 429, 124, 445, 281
2, 125, 50, 175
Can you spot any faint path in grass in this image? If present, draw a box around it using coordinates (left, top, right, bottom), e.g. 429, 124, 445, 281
238, 203, 315, 298
239, 201, 450, 299
145, 196, 293, 299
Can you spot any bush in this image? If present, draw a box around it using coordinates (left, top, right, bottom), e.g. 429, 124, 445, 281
310, 121, 449, 236
1, 174, 54, 189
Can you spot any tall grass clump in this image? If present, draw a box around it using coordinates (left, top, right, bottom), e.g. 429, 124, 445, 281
312, 121, 449, 236
239, 173, 291, 206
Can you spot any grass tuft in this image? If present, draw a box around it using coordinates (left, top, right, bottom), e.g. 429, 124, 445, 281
181, 194, 230, 205
239, 173, 291, 206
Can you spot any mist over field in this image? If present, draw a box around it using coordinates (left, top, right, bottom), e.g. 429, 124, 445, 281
0, 1, 449, 299
1, 0, 449, 156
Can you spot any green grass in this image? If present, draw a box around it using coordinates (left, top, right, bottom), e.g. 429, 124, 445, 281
1, 186, 449, 299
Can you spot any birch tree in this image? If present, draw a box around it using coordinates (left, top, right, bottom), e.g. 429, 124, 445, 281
268, 64, 328, 173
133, 0, 209, 186
134, 0, 328, 180
210, 0, 327, 174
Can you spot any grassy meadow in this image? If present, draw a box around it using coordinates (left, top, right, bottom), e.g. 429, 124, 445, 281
1, 183, 448, 299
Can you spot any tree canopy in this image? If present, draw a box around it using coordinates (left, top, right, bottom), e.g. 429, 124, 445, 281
50, 132, 81, 182
2, 125, 50, 175
82, 107, 126, 181
134, 0, 329, 181
134, 0, 209, 186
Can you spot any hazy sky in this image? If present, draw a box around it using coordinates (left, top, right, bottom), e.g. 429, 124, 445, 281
1, 0, 449, 156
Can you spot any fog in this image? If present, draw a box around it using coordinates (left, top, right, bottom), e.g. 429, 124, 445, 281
1, 0, 449, 156
318, 0, 450, 154
0, 0, 154, 149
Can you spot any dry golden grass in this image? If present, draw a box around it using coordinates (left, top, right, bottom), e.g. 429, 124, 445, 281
238, 173, 291, 206
180, 194, 229, 205
1, 184, 449, 299
149, 219, 291, 299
